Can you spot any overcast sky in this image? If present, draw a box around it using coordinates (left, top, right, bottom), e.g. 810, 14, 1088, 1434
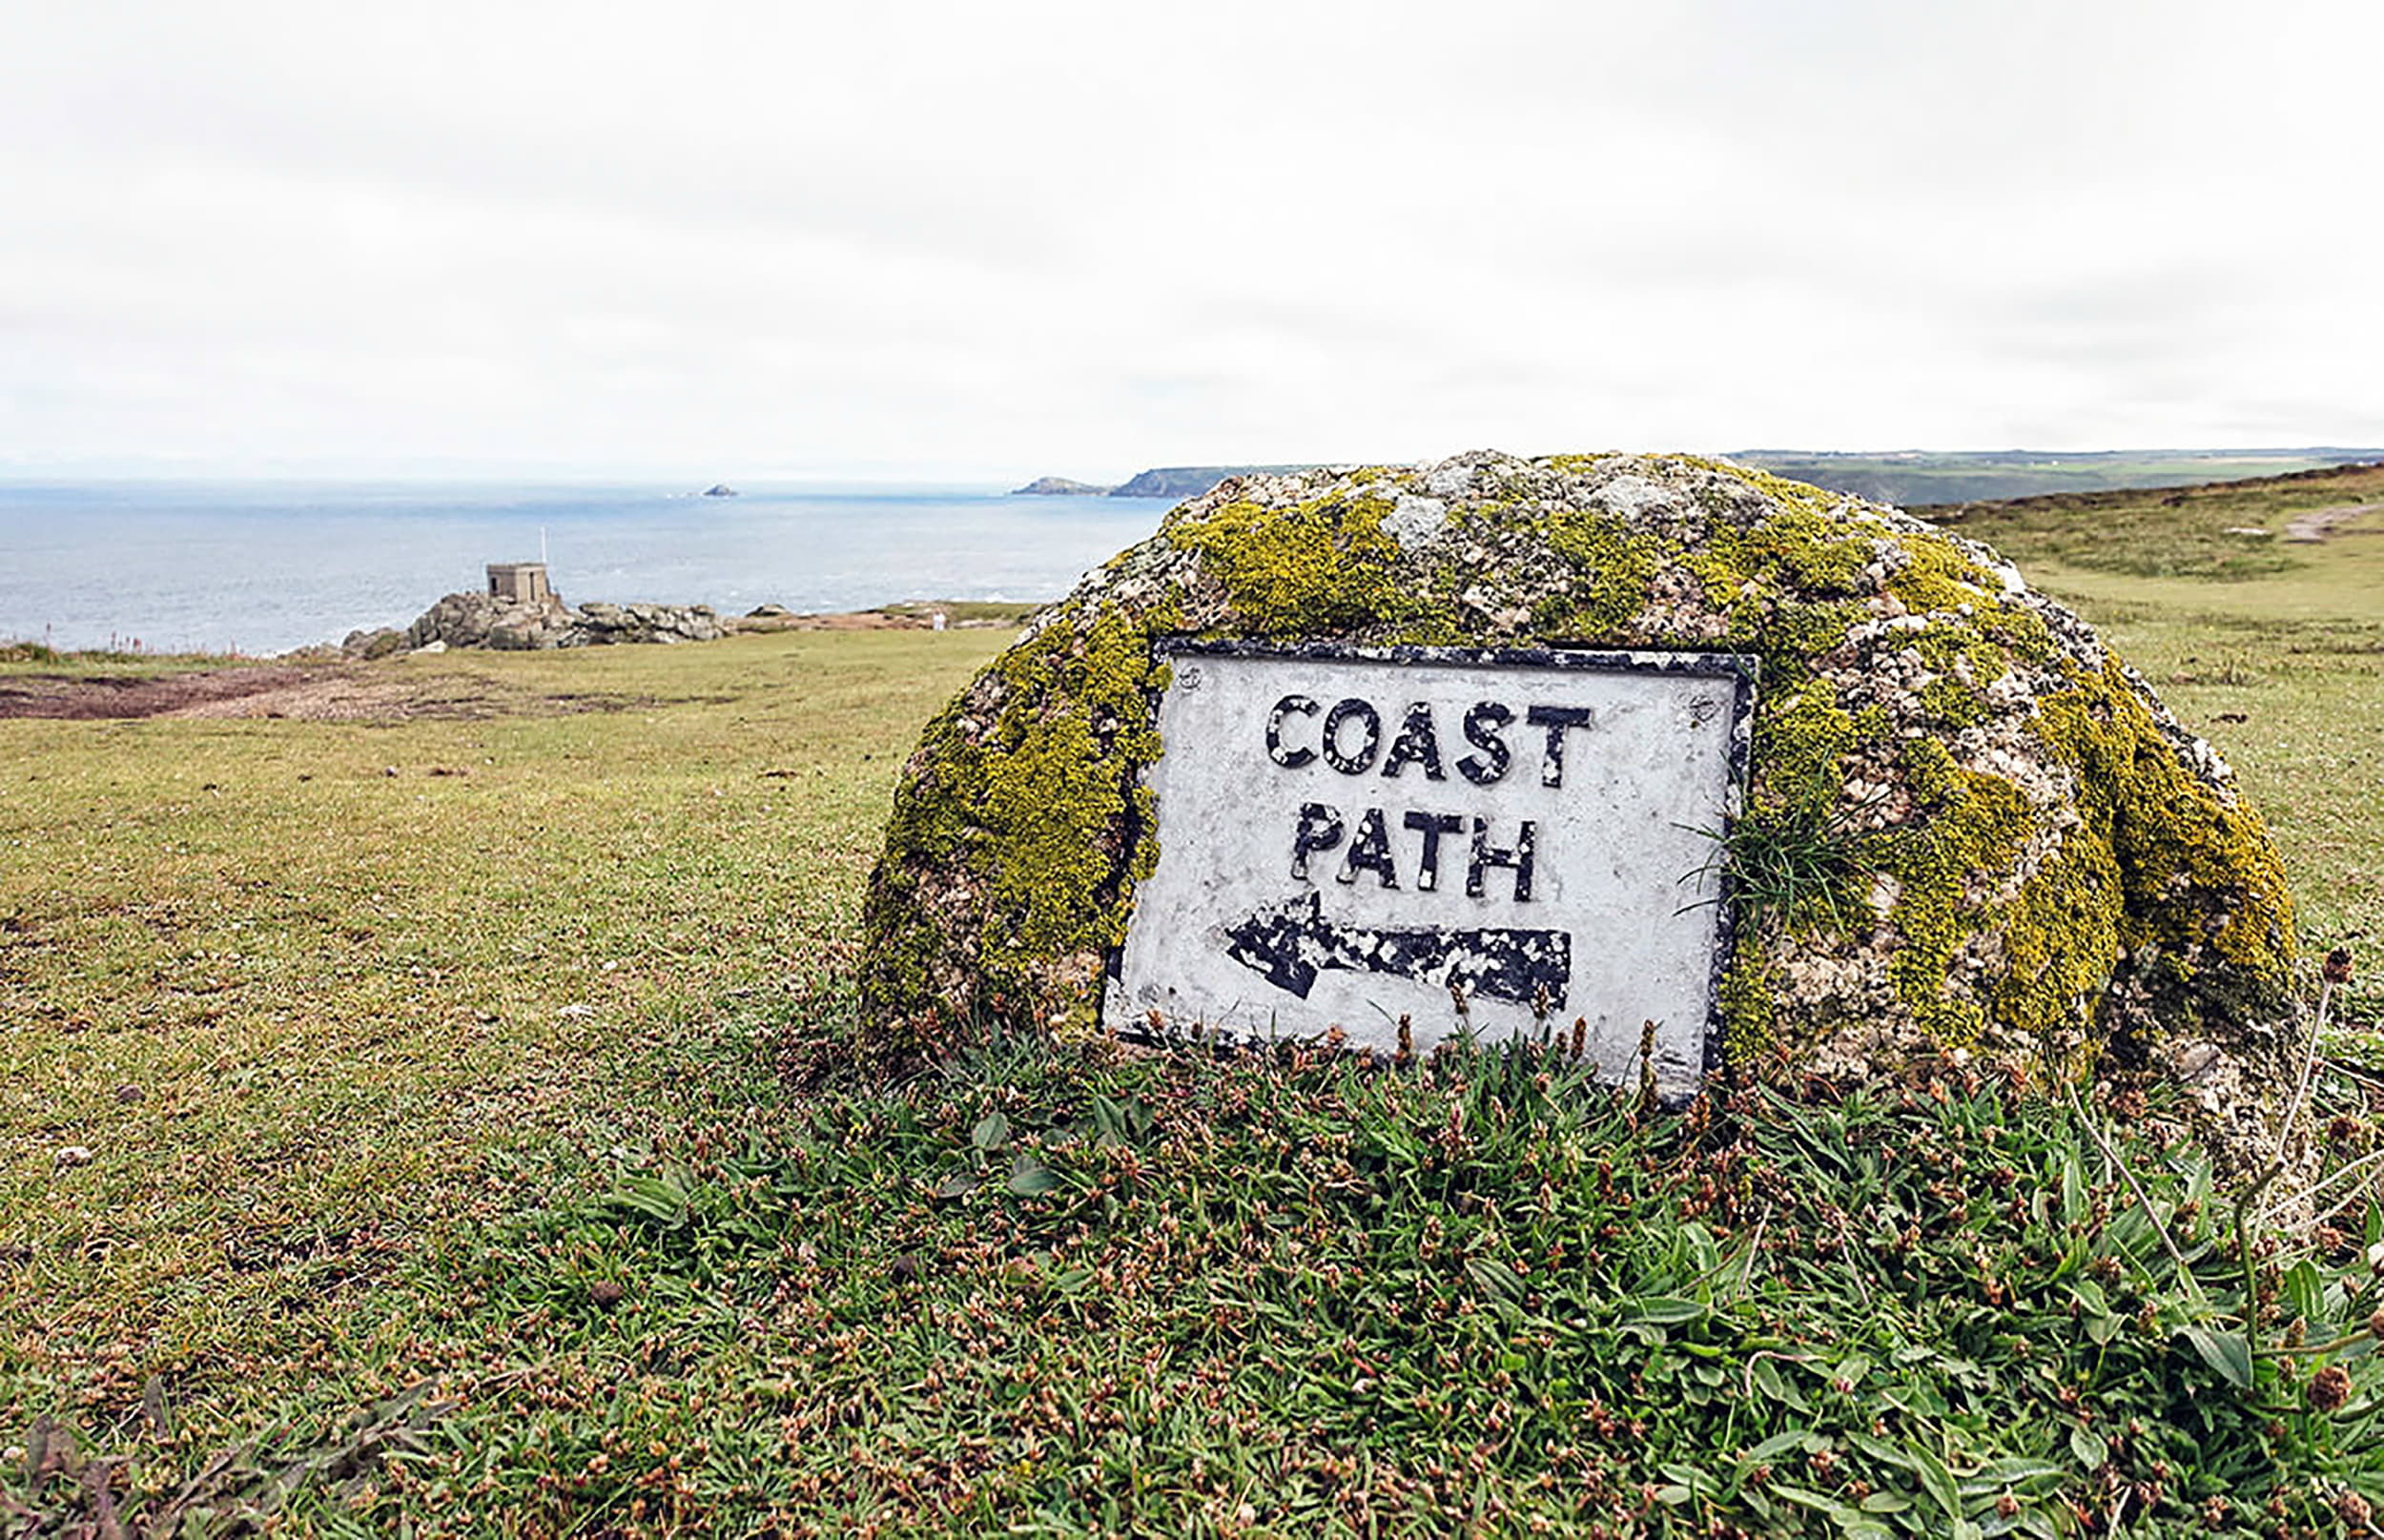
5, 0, 2379, 481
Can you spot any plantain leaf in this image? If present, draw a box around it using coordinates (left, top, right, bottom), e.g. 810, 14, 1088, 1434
2178, 1325, 2252, 1389
1008, 1151, 1058, 1196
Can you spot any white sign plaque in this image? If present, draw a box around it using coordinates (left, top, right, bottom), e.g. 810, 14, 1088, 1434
1105, 643, 1755, 1097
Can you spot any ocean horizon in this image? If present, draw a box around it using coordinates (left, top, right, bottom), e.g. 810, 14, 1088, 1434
0, 480, 1176, 656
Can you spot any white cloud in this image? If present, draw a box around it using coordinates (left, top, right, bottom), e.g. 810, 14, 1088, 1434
4, 0, 2381, 477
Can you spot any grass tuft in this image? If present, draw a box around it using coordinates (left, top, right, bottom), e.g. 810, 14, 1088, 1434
22, 1025, 2384, 1535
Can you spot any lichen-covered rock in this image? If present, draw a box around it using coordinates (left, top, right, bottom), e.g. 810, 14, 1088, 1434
860, 451, 2298, 1150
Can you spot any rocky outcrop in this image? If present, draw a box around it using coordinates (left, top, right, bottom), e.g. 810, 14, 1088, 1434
403, 591, 568, 651
568, 601, 726, 646
340, 626, 408, 660
861, 450, 2300, 1164
400, 592, 725, 651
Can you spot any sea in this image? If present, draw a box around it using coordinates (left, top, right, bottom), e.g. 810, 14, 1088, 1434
0, 481, 1177, 656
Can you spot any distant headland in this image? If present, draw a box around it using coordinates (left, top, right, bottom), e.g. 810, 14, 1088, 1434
1014, 448, 2384, 509
1106, 465, 1319, 499
1011, 465, 1323, 500
1008, 476, 1115, 496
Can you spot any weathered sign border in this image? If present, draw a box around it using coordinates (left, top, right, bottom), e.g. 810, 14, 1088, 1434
1107, 638, 1759, 1090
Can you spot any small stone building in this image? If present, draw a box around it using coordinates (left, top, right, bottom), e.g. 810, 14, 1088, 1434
486, 563, 554, 606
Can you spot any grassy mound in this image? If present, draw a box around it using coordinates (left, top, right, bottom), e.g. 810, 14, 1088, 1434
18, 1029, 2384, 1535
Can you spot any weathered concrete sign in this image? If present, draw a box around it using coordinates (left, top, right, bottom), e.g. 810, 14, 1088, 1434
1106, 644, 1753, 1094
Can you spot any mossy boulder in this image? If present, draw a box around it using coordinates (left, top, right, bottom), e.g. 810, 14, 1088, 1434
860, 451, 2298, 1149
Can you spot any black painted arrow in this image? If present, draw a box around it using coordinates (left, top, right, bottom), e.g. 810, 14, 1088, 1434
1223, 893, 1571, 1009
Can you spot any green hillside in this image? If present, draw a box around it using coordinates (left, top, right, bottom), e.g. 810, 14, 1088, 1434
1921, 458, 2384, 584
1739, 447, 2383, 506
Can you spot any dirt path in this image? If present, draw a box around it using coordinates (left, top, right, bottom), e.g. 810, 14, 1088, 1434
0, 666, 546, 722
0, 666, 322, 721
2283, 501, 2384, 543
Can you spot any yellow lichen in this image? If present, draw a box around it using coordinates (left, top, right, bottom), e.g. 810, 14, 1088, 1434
1165, 489, 1408, 635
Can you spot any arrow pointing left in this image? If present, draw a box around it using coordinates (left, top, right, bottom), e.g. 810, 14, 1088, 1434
1222, 893, 1571, 1009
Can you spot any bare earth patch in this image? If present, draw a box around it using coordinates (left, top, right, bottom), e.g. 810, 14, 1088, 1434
0, 666, 597, 722
2283, 501, 2384, 543
732, 610, 1023, 632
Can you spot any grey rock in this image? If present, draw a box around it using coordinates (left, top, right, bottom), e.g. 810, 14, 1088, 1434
399, 591, 728, 651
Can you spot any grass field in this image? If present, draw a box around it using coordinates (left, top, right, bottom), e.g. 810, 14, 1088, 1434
1, 634, 994, 1529
3, 472, 2380, 1533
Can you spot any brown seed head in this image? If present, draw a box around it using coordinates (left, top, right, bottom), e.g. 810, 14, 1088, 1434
2307, 1363, 2353, 1413
2338, 1489, 2374, 1528
2325, 947, 2355, 986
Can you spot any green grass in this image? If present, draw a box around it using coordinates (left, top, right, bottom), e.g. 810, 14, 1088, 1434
4, 481, 2383, 1533
1, 634, 995, 1477
0, 644, 289, 677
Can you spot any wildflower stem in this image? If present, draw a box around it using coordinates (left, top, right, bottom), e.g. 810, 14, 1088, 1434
2063, 1079, 2200, 1295
2265, 1145, 2384, 1232
2275, 980, 2335, 1169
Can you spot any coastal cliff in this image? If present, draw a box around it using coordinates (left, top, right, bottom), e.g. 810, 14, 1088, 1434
1106, 464, 1319, 500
